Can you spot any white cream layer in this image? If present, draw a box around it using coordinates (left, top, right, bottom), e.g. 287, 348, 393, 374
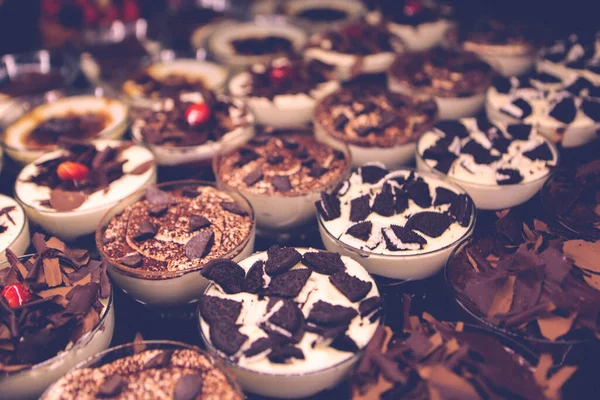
0, 194, 26, 255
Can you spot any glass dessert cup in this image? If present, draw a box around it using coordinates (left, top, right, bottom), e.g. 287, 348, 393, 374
0, 89, 130, 165
463, 44, 536, 77
14, 140, 157, 241
96, 180, 256, 309
317, 168, 477, 280
0, 255, 114, 400
40, 340, 244, 400
0, 194, 30, 263
284, 0, 366, 33
213, 133, 351, 232
379, 17, 453, 52
415, 132, 560, 210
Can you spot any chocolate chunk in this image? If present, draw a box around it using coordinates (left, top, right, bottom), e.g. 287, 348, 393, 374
268, 345, 304, 364
181, 186, 199, 198
266, 269, 312, 298
302, 251, 345, 275
98, 375, 126, 397
307, 300, 358, 326
434, 187, 458, 205
433, 154, 458, 174
334, 114, 349, 130
382, 225, 427, 251
565, 76, 593, 95
532, 72, 562, 84
146, 186, 175, 205
496, 168, 523, 185
523, 143, 554, 161
244, 338, 272, 358
295, 146, 309, 159
189, 215, 211, 232
272, 175, 292, 192
148, 204, 167, 217
582, 99, 600, 122
244, 260, 265, 294
346, 221, 372, 241
281, 138, 299, 149
359, 296, 383, 316
308, 164, 327, 178
220, 201, 248, 216
210, 320, 248, 356
144, 350, 174, 369
49, 189, 86, 212
329, 271, 372, 302
235, 147, 259, 166
201, 259, 245, 294
265, 246, 302, 276
350, 194, 371, 222
549, 96, 577, 124
267, 154, 283, 165
500, 98, 532, 120
434, 120, 469, 139
360, 164, 388, 184
301, 158, 315, 167
268, 299, 304, 334
119, 254, 143, 268
405, 212, 454, 238
377, 111, 399, 130
330, 334, 359, 353
199, 295, 242, 324
248, 135, 270, 146
333, 150, 345, 160
448, 194, 472, 227
476, 117, 500, 136
394, 189, 410, 213
355, 125, 373, 137
174, 374, 203, 400
492, 75, 512, 94
405, 179, 432, 208
243, 168, 263, 186
372, 183, 395, 217
185, 231, 214, 260
134, 221, 158, 241
506, 123, 533, 140
316, 192, 341, 221
461, 140, 501, 164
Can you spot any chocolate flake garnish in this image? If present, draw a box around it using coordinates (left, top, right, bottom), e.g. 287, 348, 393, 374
119, 254, 143, 268
220, 201, 248, 216
189, 215, 211, 232
243, 168, 264, 187
148, 204, 168, 217
174, 374, 204, 400
133, 221, 158, 241
146, 186, 175, 205
272, 175, 292, 192
143, 349, 174, 369
267, 154, 284, 165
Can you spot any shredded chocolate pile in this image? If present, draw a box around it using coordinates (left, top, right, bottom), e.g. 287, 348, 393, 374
25, 112, 109, 149
0, 206, 16, 235
309, 22, 397, 55
0, 233, 110, 372
230, 36, 294, 56
125, 70, 208, 100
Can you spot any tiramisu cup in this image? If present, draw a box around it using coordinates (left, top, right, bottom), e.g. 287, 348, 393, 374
2, 94, 129, 164
0, 194, 29, 263
97, 181, 255, 308
317, 166, 475, 280
207, 17, 307, 69
15, 140, 157, 240
388, 48, 493, 120
228, 57, 339, 128
131, 89, 254, 167
0, 235, 114, 400
284, 0, 366, 33
416, 118, 559, 210
42, 341, 243, 400
198, 247, 382, 398
314, 87, 437, 168
213, 132, 351, 231
486, 72, 600, 147
303, 21, 402, 81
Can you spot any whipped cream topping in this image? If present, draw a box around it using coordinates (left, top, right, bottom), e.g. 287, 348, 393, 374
0, 194, 25, 255
418, 118, 558, 185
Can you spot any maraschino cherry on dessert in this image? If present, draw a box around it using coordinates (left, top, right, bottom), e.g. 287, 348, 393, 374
1, 282, 32, 308
56, 161, 90, 182
185, 103, 211, 126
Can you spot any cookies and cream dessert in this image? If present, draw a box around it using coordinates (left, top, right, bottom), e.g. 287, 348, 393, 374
0, 194, 29, 263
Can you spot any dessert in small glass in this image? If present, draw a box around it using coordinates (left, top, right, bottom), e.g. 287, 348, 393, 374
131, 88, 254, 167
228, 57, 339, 128
206, 17, 307, 68
42, 341, 243, 400
366, 0, 453, 51
213, 131, 350, 231
284, 0, 366, 33
314, 87, 437, 168
486, 71, 600, 148
416, 118, 559, 210
97, 181, 255, 308
388, 47, 494, 120
317, 165, 475, 280
303, 20, 402, 81
198, 247, 382, 399
1, 92, 129, 164
0, 194, 29, 263
15, 140, 156, 240
0, 234, 114, 400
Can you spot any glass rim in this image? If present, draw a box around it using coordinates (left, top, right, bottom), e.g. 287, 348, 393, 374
0, 193, 28, 252
0, 49, 80, 88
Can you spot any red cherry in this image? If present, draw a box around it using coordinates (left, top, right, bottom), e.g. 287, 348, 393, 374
122, 0, 140, 22
2, 283, 32, 308
185, 103, 211, 126
404, 0, 423, 17
57, 161, 90, 181
343, 24, 363, 38
270, 66, 295, 84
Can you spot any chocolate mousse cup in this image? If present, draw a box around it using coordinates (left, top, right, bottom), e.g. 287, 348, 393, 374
213, 132, 351, 232
97, 180, 255, 309
388, 48, 494, 120
314, 87, 437, 168
42, 341, 243, 400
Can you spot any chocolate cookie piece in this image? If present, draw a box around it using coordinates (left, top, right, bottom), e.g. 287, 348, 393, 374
119, 254, 143, 268
359, 296, 383, 317
434, 187, 458, 206
209, 320, 248, 356
134, 221, 158, 241
350, 194, 372, 222
244, 337, 272, 358
448, 194, 473, 227
461, 140, 501, 164
434, 120, 469, 139
500, 98, 532, 120
244, 260, 266, 294
394, 188, 410, 213
506, 123, 533, 140
549, 96, 577, 124
199, 295, 242, 324
268, 345, 305, 364
185, 230, 215, 259
523, 143, 554, 161
302, 251, 345, 275
265, 246, 302, 276
382, 225, 427, 251
372, 183, 395, 217
189, 215, 211, 232
272, 175, 292, 192
432, 154, 458, 174
268, 299, 305, 335
316, 191, 341, 221
346, 221, 373, 241
330, 334, 359, 353
329, 271, 372, 302
307, 300, 358, 326
405, 212, 454, 238
201, 259, 245, 294
148, 204, 168, 217
582, 99, 600, 121
405, 179, 432, 208
243, 168, 263, 186
496, 168, 523, 185
361, 164, 388, 184
492, 75, 512, 94
266, 269, 312, 298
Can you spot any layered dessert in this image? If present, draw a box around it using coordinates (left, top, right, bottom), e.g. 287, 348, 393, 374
366, 0, 453, 51
486, 72, 600, 147
98, 182, 255, 307
284, 0, 366, 32
538, 32, 600, 85
15, 140, 156, 240
207, 18, 307, 68
314, 87, 437, 168
199, 247, 382, 398
460, 19, 538, 77
447, 209, 600, 343
0, 194, 29, 263
0, 234, 114, 399
131, 89, 254, 166
228, 57, 339, 128
417, 118, 559, 209
389, 48, 493, 119
304, 21, 402, 81
2, 95, 129, 164
214, 132, 350, 230
43, 342, 243, 400
317, 166, 475, 279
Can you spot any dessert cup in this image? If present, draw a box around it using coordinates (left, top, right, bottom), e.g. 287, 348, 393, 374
284, 0, 366, 33
213, 132, 351, 231
41, 340, 244, 400
463, 42, 536, 77
0, 255, 114, 400
318, 168, 476, 280
198, 247, 382, 399
96, 180, 256, 308
0, 193, 30, 263
1, 90, 129, 165
15, 140, 157, 240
